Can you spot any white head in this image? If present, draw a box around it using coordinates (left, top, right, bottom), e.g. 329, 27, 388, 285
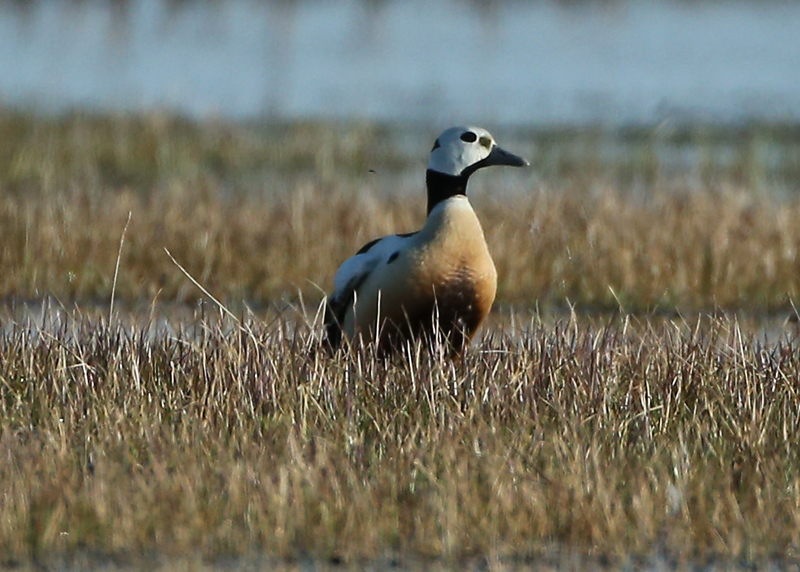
428, 126, 528, 177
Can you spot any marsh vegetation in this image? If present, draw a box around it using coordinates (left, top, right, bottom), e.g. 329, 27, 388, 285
3, 112, 800, 312
1, 112, 800, 570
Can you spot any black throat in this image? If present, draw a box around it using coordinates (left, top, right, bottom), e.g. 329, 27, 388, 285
426, 170, 469, 215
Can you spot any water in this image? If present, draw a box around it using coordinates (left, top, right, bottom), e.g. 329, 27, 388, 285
2, 0, 800, 126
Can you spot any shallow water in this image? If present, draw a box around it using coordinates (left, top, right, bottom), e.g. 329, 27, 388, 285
11, 552, 800, 572
2, 298, 798, 351
2, 0, 800, 125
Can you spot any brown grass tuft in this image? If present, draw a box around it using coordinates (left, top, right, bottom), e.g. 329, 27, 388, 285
0, 309, 799, 565
2, 180, 800, 311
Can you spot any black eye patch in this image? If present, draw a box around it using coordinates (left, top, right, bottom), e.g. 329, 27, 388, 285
460, 131, 477, 143
431, 139, 441, 151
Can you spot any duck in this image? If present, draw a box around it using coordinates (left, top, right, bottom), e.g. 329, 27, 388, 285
324, 126, 528, 354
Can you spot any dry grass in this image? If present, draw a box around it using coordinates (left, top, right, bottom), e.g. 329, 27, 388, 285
3, 175, 800, 311
2, 112, 800, 312
2, 112, 800, 569
0, 308, 799, 568
489, 184, 800, 310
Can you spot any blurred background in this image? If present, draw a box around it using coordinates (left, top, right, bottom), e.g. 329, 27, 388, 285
2, 0, 800, 126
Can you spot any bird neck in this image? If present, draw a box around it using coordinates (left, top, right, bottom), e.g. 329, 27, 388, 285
426, 170, 469, 215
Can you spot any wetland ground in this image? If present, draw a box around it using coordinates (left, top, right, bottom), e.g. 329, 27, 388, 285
1, 112, 800, 571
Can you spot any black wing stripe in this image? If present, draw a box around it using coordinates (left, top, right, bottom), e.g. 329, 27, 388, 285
355, 232, 418, 255
355, 237, 382, 255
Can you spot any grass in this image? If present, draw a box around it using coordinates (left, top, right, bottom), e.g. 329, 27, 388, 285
2, 111, 800, 569
2, 112, 800, 312
0, 313, 800, 563
0, 308, 799, 569
4, 179, 800, 312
